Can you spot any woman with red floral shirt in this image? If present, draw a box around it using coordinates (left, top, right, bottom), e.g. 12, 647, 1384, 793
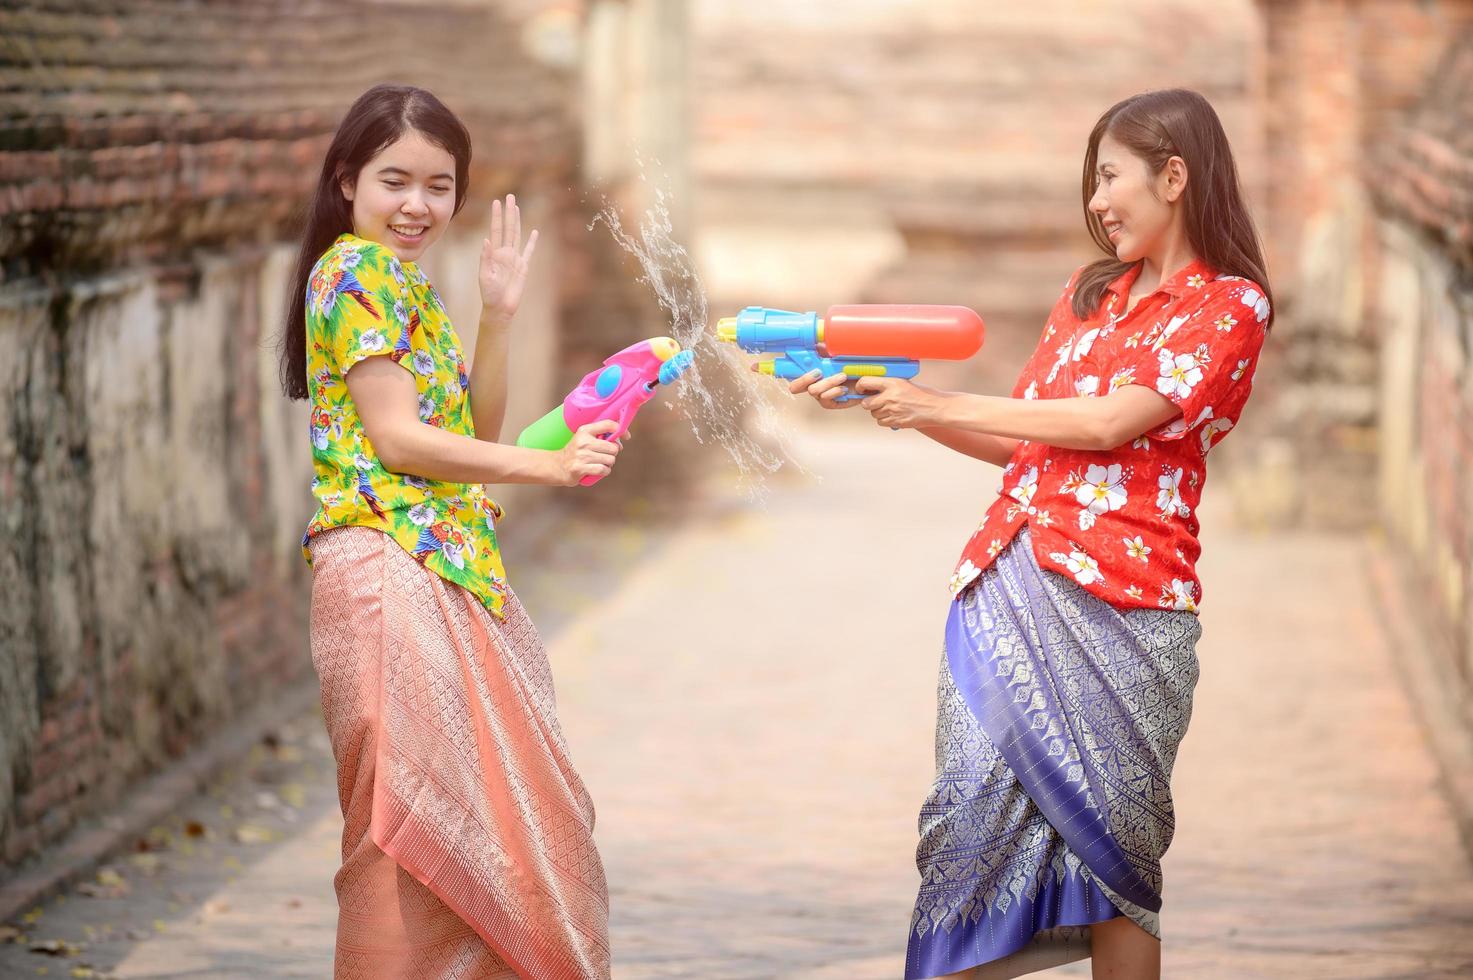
791, 89, 1272, 979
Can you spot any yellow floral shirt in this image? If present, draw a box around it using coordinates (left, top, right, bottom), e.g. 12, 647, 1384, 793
301, 233, 509, 618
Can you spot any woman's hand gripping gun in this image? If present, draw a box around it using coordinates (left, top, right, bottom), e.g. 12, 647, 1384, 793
716, 304, 985, 402
515, 337, 694, 486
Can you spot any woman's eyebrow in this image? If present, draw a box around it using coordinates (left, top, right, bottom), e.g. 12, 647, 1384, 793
376, 165, 455, 181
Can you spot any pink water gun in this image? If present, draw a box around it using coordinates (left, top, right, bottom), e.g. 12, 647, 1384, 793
515, 337, 694, 485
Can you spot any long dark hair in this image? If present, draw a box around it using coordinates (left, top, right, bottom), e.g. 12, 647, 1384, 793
278, 84, 472, 400
1073, 89, 1273, 328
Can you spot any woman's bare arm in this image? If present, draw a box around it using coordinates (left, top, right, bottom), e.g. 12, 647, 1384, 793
345, 358, 617, 486
915, 426, 1020, 466
467, 315, 511, 443
922, 385, 1180, 451
788, 370, 1022, 464
845, 375, 1180, 451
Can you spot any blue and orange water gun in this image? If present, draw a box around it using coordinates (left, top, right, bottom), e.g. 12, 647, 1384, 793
717, 304, 985, 401
515, 337, 694, 486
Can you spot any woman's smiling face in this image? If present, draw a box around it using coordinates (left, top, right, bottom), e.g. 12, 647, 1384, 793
341, 129, 457, 262
1088, 133, 1180, 265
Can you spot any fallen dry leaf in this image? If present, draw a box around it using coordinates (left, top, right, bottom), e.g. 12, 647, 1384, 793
233, 824, 277, 845
76, 865, 127, 899
74, 880, 128, 900
29, 938, 81, 956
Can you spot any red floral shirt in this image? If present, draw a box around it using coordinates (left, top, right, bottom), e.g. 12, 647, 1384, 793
949, 258, 1269, 613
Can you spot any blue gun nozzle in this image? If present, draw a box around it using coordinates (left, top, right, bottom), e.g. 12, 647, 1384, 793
658, 349, 695, 386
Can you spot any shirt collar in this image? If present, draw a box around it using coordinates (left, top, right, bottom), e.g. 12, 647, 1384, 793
339, 232, 421, 275
1104, 263, 1143, 302
1105, 257, 1217, 303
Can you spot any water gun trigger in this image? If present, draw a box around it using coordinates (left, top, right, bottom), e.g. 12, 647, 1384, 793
594, 413, 632, 443
782, 349, 863, 401
578, 412, 632, 486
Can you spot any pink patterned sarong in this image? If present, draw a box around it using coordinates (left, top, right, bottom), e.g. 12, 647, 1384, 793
308, 526, 611, 979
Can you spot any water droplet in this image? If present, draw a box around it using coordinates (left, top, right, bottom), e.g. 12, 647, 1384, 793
588, 170, 806, 499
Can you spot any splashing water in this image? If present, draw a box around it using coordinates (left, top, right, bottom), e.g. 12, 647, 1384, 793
589, 180, 799, 499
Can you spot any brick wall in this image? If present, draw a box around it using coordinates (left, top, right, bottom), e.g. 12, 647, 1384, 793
1250, 0, 1473, 741
0, 0, 619, 867
1366, 23, 1473, 735
1246, 0, 1473, 528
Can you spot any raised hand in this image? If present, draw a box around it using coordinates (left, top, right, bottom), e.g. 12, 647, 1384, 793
480, 194, 539, 325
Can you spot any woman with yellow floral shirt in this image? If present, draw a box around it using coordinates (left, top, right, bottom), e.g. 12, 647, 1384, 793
278, 84, 616, 979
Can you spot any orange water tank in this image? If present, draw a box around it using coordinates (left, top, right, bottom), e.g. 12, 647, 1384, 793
821, 305, 985, 360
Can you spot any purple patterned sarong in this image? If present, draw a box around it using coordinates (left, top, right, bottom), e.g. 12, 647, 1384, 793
906, 528, 1200, 979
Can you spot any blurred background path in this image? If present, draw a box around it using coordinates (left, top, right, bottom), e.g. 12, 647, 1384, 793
4, 418, 1471, 979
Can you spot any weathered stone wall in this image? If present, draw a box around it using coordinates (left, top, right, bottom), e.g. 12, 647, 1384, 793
1246, 0, 1473, 528
1249, 0, 1473, 752
0, 0, 603, 865
1366, 24, 1473, 736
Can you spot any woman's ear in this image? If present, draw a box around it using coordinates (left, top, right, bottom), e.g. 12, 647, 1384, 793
1164, 156, 1188, 203
338, 168, 356, 203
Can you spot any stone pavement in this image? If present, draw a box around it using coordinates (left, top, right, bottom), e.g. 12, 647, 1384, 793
3, 418, 1472, 978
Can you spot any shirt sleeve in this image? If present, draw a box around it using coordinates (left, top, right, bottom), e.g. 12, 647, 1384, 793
1010, 266, 1086, 399
317, 243, 416, 378
1124, 277, 1270, 448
